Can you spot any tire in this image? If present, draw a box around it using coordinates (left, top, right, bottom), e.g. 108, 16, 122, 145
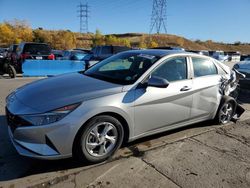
215, 97, 236, 124
7, 65, 16, 78
74, 115, 124, 163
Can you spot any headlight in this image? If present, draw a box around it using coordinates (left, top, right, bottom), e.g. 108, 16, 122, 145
20, 103, 81, 126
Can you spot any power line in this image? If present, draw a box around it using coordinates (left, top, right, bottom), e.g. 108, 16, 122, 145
77, 2, 90, 33
150, 0, 167, 34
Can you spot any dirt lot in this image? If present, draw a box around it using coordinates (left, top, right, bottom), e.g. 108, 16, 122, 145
0, 76, 250, 188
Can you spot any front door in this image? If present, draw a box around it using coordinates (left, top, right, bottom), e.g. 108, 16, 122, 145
134, 56, 193, 136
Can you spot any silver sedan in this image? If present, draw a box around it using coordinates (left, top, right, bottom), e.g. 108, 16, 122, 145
5, 50, 236, 163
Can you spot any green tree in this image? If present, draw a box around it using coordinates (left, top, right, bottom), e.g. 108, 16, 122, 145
105, 35, 118, 45
92, 29, 105, 46
33, 29, 49, 43
51, 30, 76, 50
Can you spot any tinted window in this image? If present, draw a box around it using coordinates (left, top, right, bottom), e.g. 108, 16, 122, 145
192, 57, 217, 77
23, 44, 51, 55
101, 46, 112, 54
63, 51, 70, 56
13, 45, 17, 52
152, 57, 187, 82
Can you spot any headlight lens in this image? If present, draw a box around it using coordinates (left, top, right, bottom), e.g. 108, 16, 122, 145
20, 103, 81, 126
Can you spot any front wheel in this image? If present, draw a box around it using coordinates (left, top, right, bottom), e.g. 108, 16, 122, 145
215, 98, 235, 124
74, 115, 124, 163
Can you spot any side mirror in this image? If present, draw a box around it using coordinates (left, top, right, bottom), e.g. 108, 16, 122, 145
147, 76, 169, 88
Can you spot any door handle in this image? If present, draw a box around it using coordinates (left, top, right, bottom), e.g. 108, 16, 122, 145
180, 86, 192, 91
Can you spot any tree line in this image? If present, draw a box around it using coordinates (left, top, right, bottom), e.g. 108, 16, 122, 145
0, 20, 135, 49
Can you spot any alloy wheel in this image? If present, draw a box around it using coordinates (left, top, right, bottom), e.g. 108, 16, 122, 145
220, 102, 234, 124
84, 122, 118, 157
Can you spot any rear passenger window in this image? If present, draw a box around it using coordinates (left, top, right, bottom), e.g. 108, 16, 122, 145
192, 57, 217, 77
152, 57, 187, 82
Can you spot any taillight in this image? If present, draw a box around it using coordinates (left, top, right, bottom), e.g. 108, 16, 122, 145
21, 53, 29, 59
48, 54, 55, 60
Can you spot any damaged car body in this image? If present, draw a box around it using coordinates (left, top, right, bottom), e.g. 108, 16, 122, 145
5, 50, 245, 163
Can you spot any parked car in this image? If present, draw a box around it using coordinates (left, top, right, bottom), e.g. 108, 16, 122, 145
0, 45, 18, 78
0, 48, 8, 59
6, 50, 239, 163
240, 55, 250, 61
151, 46, 185, 51
244, 57, 250, 61
234, 60, 250, 89
211, 51, 229, 62
73, 48, 91, 54
52, 50, 64, 60
62, 50, 88, 61
83, 45, 131, 69
10, 42, 54, 73
188, 50, 209, 56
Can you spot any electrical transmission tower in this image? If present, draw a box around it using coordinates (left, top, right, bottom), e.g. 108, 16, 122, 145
150, 0, 167, 34
77, 2, 90, 33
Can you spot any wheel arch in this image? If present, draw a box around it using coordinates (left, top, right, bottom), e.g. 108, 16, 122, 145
72, 111, 130, 156
220, 96, 237, 111
214, 95, 237, 124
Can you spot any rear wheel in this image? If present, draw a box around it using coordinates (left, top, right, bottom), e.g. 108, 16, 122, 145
215, 98, 235, 124
74, 115, 124, 163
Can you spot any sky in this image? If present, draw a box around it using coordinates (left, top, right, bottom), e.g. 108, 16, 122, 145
0, 0, 250, 43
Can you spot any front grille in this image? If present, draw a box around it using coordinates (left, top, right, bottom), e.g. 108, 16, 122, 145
5, 108, 32, 133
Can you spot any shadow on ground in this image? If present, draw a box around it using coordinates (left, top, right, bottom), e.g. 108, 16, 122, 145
0, 112, 216, 182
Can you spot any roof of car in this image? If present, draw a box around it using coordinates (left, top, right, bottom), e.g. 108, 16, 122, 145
124, 49, 192, 57
20, 42, 49, 45
64, 50, 87, 53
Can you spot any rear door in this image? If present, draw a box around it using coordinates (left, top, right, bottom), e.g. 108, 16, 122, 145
134, 56, 193, 136
189, 56, 222, 120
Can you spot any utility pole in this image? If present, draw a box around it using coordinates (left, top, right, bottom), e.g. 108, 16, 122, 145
77, 2, 90, 33
149, 0, 167, 34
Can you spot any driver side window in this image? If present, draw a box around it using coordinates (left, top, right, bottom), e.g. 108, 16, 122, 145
151, 57, 187, 82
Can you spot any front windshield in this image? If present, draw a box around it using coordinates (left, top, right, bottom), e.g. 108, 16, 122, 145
84, 52, 160, 85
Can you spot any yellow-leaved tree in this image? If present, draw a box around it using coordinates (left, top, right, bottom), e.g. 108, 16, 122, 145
0, 19, 33, 46
0, 23, 15, 45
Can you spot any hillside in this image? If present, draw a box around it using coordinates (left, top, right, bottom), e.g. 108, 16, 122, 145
1, 20, 250, 54
112, 33, 250, 54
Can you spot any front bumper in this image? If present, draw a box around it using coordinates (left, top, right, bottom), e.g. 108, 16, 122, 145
8, 126, 71, 160
5, 106, 82, 160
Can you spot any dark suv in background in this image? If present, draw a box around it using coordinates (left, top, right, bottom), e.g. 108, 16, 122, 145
12, 42, 54, 72
83, 45, 131, 69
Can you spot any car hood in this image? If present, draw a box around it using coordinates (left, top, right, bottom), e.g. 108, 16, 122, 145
11, 73, 123, 114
